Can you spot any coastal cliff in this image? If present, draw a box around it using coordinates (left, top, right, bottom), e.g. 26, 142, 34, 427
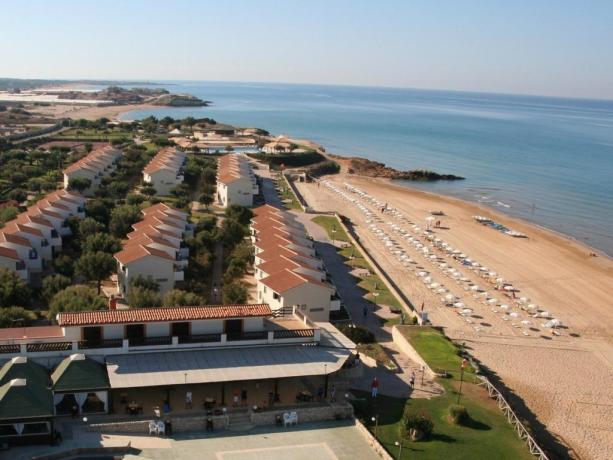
339, 156, 464, 181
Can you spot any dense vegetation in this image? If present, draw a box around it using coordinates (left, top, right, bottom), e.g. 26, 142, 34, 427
248, 150, 325, 168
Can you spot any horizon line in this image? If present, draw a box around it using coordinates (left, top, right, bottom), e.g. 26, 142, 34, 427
2, 76, 612, 104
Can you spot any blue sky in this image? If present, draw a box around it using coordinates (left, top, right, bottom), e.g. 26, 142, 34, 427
1, 0, 612, 99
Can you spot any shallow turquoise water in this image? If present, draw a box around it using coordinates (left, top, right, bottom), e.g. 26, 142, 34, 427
121, 82, 613, 255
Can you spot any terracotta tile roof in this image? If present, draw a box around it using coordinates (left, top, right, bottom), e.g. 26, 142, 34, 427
143, 148, 186, 174
0, 246, 20, 260
126, 233, 178, 249
256, 246, 319, 264
142, 202, 187, 218
260, 268, 329, 293
63, 146, 121, 174
256, 254, 321, 276
3, 222, 44, 238
0, 231, 31, 247
114, 243, 175, 265
57, 304, 273, 326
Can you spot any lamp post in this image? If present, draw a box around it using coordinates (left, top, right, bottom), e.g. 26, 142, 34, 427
371, 415, 379, 437
394, 440, 403, 458
331, 227, 337, 244
457, 358, 468, 404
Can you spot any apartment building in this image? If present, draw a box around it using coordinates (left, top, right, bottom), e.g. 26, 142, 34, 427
0, 191, 85, 280
142, 147, 187, 195
250, 204, 340, 321
216, 154, 258, 208
114, 203, 193, 297
63, 145, 122, 195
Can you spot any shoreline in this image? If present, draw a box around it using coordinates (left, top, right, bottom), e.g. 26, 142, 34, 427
385, 177, 613, 261
77, 105, 613, 260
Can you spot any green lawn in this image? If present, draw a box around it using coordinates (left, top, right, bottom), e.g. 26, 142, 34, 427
275, 178, 302, 210
311, 215, 350, 242
351, 327, 534, 460
58, 128, 133, 140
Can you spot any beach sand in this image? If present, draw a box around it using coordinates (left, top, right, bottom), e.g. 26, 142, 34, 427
26, 102, 153, 121
295, 173, 613, 460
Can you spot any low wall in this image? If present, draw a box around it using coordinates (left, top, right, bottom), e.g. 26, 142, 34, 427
251, 402, 353, 425
87, 414, 228, 434
391, 326, 436, 378
354, 419, 394, 460
334, 214, 418, 321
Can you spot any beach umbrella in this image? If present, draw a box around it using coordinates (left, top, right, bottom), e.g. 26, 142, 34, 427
519, 297, 529, 304
488, 298, 498, 305
521, 320, 531, 325
509, 312, 519, 318
445, 294, 455, 301
430, 282, 440, 289
437, 288, 447, 294
454, 302, 465, 308
461, 308, 473, 315
504, 285, 515, 291
500, 304, 509, 310
424, 276, 432, 283
470, 285, 480, 291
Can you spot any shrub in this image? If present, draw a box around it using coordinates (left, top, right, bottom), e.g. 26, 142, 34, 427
0, 267, 30, 308
222, 280, 248, 304
0, 306, 36, 328
338, 324, 375, 344
308, 160, 340, 177
403, 409, 434, 440
128, 286, 162, 308
449, 405, 469, 425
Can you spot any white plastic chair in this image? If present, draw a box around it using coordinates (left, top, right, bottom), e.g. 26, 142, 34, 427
156, 420, 165, 435
148, 420, 157, 435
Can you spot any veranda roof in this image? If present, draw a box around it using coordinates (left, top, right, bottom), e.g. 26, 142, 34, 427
106, 342, 353, 389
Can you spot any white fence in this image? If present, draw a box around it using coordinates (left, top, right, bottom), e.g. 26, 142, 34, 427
477, 376, 549, 460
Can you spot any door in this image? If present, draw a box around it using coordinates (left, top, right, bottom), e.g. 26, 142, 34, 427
82, 326, 102, 345
171, 322, 190, 338
126, 324, 145, 346
224, 319, 243, 339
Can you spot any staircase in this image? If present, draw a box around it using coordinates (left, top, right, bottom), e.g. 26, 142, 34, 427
227, 409, 254, 432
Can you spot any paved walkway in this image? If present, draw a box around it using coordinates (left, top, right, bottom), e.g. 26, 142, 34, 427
294, 212, 442, 400
8, 421, 379, 460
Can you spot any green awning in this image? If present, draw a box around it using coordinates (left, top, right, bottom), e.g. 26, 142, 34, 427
51, 354, 109, 392
0, 357, 49, 387
0, 380, 53, 421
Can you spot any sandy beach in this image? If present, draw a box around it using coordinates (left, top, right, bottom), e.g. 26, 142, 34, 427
27, 102, 154, 121
295, 173, 613, 460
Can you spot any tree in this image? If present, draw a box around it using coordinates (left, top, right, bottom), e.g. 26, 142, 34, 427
140, 185, 157, 197
0, 206, 19, 226
162, 289, 204, 307
198, 193, 214, 209
68, 177, 92, 193
222, 280, 248, 304
201, 167, 217, 184
8, 188, 27, 203
403, 410, 434, 441
76, 251, 116, 294
128, 286, 162, 308
109, 204, 142, 238
48, 285, 106, 320
130, 274, 159, 291
0, 267, 30, 308
82, 233, 122, 254
85, 198, 113, 226
42, 274, 72, 302
126, 193, 145, 206
52, 254, 75, 277
78, 217, 105, 236
0, 306, 36, 328
225, 205, 253, 226
230, 242, 254, 267
220, 218, 247, 248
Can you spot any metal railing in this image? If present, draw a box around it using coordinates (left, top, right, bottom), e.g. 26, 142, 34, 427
26, 342, 71, 353
128, 335, 172, 347
227, 331, 268, 341
478, 376, 549, 460
78, 339, 123, 350
178, 333, 222, 344
273, 329, 315, 339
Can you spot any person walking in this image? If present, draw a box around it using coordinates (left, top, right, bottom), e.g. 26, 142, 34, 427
330, 384, 336, 402
371, 376, 379, 398
185, 390, 192, 409
409, 371, 415, 389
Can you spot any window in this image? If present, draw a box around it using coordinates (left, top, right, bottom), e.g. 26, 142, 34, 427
171, 322, 190, 338
263, 286, 267, 293
273, 292, 280, 300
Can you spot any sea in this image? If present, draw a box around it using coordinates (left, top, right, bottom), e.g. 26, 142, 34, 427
119, 81, 613, 256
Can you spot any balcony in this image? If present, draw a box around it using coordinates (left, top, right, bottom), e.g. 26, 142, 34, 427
178, 333, 222, 344
227, 331, 268, 342
78, 339, 123, 350
129, 335, 173, 347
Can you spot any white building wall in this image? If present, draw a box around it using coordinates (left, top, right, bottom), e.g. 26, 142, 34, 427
191, 319, 223, 335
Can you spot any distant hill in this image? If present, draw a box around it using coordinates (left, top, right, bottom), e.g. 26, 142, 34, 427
0, 78, 162, 91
